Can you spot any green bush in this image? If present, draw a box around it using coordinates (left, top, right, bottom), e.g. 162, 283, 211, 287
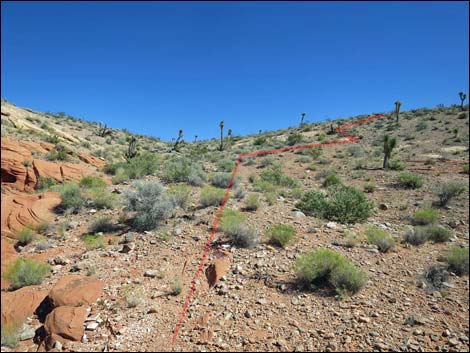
295, 249, 366, 295
411, 209, 438, 225
287, 132, 303, 146
79, 176, 107, 189
2, 258, 50, 290
244, 193, 260, 211
259, 157, 274, 168
266, 224, 296, 248
168, 184, 191, 210
363, 183, 376, 193
388, 160, 406, 171
17, 226, 35, 245
211, 172, 240, 189
46, 145, 69, 161
82, 234, 106, 250
36, 177, 58, 191
260, 164, 299, 188
217, 159, 235, 172
297, 185, 373, 224
88, 187, 118, 209
462, 164, 469, 174
365, 227, 395, 252
322, 173, 342, 188
444, 246, 469, 275
435, 182, 465, 206
219, 209, 246, 232
397, 172, 423, 189
45, 134, 60, 144
200, 186, 225, 207
162, 157, 206, 186
105, 153, 159, 182
253, 136, 267, 146
59, 182, 85, 213
426, 225, 452, 243
403, 227, 428, 245
88, 216, 115, 234
122, 181, 174, 231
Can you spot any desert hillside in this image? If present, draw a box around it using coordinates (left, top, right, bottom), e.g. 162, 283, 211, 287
1, 100, 469, 352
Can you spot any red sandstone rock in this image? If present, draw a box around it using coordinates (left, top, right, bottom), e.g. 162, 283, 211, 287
205, 249, 232, 288
48, 275, 103, 307
0, 285, 49, 326
44, 305, 87, 342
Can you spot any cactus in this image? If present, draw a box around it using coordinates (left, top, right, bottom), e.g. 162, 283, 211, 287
97, 122, 112, 137
125, 137, 137, 160
219, 120, 224, 151
300, 112, 306, 126
383, 134, 397, 169
458, 92, 466, 111
394, 101, 402, 122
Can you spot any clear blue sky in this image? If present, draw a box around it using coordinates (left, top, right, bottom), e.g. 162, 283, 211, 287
2, 1, 468, 141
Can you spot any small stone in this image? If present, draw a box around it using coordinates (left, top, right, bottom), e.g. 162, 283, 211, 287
86, 322, 99, 331
256, 298, 267, 305
379, 203, 389, 210
244, 310, 253, 318
89, 209, 97, 214
293, 211, 306, 218
120, 243, 135, 253
358, 316, 370, 323
325, 222, 337, 229
147, 307, 158, 314
144, 270, 157, 278
54, 341, 63, 350
174, 228, 182, 236
19, 327, 36, 341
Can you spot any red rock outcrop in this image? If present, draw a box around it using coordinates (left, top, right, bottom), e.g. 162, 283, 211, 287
0, 285, 49, 326
205, 249, 232, 288
48, 275, 104, 307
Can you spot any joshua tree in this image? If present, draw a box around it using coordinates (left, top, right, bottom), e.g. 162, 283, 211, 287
458, 92, 466, 111
194, 135, 198, 143
125, 137, 137, 160
383, 134, 397, 169
96, 122, 112, 137
258, 129, 262, 135
394, 101, 402, 122
300, 112, 306, 126
173, 129, 184, 151
219, 120, 224, 151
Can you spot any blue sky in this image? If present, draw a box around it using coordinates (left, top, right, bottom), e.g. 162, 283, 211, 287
2, 1, 468, 141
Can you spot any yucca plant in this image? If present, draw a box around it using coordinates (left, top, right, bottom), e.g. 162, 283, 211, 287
394, 101, 402, 122
219, 120, 224, 151
458, 92, 466, 111
383, 134, 397, 169
300, 112, 306, 126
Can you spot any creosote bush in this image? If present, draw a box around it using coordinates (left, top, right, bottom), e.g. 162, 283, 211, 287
403, 225, 451, 245
295, 249, 367, 296
82, 234, 106, 250
435, 182, 465, 206
79, 176, 107, 189
122, 181, 174, 231
266, 224, 296, 248
219, 209, 258, 248
411, 209, 438, 226
200, 186, 225, 207
162, 157, 206, 186
2, 258, 50, 290
211, 172, 240, 189
168, 184, 191, 210
105, 153, 159, 183
244, 193, 261, 211
88, 216, 115, 234
322, 173, 342, 188
17, 226, 35, 245
365, 227, 395, 252
397, 172, 423, 189
444, 246, 469, 275
296, 185, 373, 224
58, 182, 85, 213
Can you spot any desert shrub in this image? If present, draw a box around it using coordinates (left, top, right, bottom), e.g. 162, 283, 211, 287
168, 184, 191, 209
297, 185, 373, 224
411, 209, 438, 225
365, 227, 395, 252
343, 231, 359, 248
444, 246, 469, 275
364, 183, 376, 193
266, 224, 296, 248
424, 265, 449, 289
397, 172, 423, 189
264, 192, 276, 205
162, 157, 206, 186
46, 144, 69, 161
170, 277, 183, 296
435, 182, 465, 206
217, 159, 235, 172
388, 160, 406, 171
347, 145, 364, 158
122, 285, 144, 308
219, 209, 246, 232
88, 216, 115, 234
259, 157, 274, 168
295, 249, 366, 295
244, 193, 260, 211
403, 227, 429, 245
1, 322, 21, 348
2, 258, 50, 290
88, 188, 118, 209
122, 181, 174, 231
253, 179, 278, 193
200, 186, 225, 207
296, 155, 312, 163
260, 164, 299, 188
211, 172, 240, 189
79, 176, 107, 189
426, 225, 451, 243
45, 134, 60, 144
36, 177, 57, 191
424, 159, 436, 166
457, 112, 468, 119
59, 182, 85, 213
105, 153, 158, 181
416, 121, 428, 131
287, 132, 303, 146
82, 234, 106, 250
289, 187, 303, 200
226, 222, 259, 248
253, 136, 267, 146
17, 226, 35, 245
322, 173, 342, 188
463, 164, 469, 174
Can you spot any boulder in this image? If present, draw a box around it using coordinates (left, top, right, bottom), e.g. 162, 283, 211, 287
205, 249, 232, 288
48, 275, 103, 307
1, 285, 49, 326
44, 305, 87, 342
